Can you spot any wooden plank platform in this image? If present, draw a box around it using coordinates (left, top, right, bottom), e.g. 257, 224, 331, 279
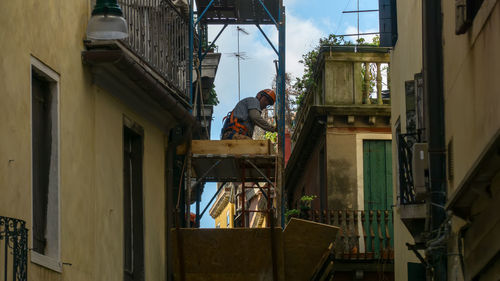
191, 140, 274, 156
187, 140, 277, 182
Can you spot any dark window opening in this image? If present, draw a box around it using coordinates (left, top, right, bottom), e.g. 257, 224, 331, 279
32, 72, 53, 255
124, 126, 144, 281
456, 0, 486, 34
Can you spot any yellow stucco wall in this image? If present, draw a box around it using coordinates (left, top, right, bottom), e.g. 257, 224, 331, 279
441, 1, 500, 280
441, 0, 500, 193
214, 203, 234, 229
0, 1, 169, 280
389, 1, 425, 280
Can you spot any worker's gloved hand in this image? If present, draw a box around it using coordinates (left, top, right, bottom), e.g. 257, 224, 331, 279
249, 109, 276, 133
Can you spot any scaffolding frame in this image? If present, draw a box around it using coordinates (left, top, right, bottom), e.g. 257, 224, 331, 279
187, 151, 278, 228
187, 0, 287, 228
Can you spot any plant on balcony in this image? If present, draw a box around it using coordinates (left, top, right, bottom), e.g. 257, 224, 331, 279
202, 41, 218, 53
205, 86, 219, 106
284, 195, 318, 223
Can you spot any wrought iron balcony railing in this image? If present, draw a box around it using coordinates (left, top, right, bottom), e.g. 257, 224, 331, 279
300, 209, 394, 261
398, 133, 423, 205
0, 216, 28, 281
120, 0, 189, 98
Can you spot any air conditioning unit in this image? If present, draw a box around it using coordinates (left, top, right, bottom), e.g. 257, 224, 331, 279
412, 143, 428, 201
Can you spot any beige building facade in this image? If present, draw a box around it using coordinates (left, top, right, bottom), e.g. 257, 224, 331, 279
390, 0, 500, 280
0, 1, 201, 281
388, 0, 426, 280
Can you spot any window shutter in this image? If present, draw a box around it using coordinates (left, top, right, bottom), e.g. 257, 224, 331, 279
379, 0, 398, 47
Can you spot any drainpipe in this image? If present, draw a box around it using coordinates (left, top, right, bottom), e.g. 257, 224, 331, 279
422, 0, 447, 280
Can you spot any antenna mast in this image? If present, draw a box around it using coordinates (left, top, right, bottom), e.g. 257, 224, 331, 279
236, 26, 249, 101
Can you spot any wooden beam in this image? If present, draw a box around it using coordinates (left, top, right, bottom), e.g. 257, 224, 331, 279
190, 140, 273, 156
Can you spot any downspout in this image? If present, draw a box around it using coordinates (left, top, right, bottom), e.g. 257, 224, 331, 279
422, 0, 447, 280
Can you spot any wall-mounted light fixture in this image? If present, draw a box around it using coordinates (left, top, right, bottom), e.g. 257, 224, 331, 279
86, 0, 128, 40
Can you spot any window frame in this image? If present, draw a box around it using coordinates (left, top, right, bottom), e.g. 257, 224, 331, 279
30, 56, 62, 273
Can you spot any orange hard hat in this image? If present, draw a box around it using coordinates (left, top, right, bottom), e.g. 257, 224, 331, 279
258, 89, 276, 105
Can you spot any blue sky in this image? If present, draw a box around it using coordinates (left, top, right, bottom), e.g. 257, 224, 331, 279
197, 0, 381, 228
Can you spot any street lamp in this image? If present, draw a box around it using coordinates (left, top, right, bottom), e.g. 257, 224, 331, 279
86, 0, 128, 40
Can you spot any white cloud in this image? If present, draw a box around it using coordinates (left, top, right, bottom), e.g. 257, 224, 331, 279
285, 13, 324, 79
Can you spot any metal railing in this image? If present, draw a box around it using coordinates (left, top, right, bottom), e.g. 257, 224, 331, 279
120, 0, 189, 98
398, 133, 421, 205
300, 209, 394, 261
0, 216, 28, 281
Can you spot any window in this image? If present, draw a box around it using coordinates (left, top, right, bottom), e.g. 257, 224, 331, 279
226, 210, 230, 227
31, 57, 61, 271
123, 123, 144, 281
456, 0, 485, 34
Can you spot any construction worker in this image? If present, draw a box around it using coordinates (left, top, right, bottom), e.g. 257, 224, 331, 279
221, 89, 277, 140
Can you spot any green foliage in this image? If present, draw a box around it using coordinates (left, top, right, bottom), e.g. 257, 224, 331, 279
284, 195, 318, 223
292, 34, 381, 109
265, 131, 277, 143
300, 195, 317, 203
202, 40, 218, 52
206, 86, 219, 106
284, 209, 300, 218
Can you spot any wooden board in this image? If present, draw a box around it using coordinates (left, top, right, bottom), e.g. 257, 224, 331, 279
172, 228, 285, 281
171, 220, 339, 281
283, 218, 339, 281
191, 140, 273, 156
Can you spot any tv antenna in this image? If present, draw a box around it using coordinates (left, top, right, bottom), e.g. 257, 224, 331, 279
235, 26, 249, 101
340, 0, 379, 45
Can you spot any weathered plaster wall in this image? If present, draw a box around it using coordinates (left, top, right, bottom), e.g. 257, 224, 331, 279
94, 90, 167, 281
326, 130, 357, 209
389, 0, 424, 280
0, 1, 169, 280
290, 142, 323, 210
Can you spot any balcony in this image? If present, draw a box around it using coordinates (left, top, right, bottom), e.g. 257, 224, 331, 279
292, 46, 391, 148
299, 209, 394, 262
120, 0, 189, 98
83, 0, 203, 131
0, 216, 28, 281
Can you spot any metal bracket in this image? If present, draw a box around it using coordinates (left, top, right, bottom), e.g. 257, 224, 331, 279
201, 24, 228, 61
256, 24, 278, 56
257, 0, 279, 28
198, 182, 228, 223
245, 159, 276, 189
194, 0, 215, 26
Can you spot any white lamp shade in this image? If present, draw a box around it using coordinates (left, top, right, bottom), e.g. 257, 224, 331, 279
86, 14, 128, 40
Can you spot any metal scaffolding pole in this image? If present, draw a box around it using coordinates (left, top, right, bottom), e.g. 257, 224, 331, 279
277, 1, 286, 229
187, 0, 286, 229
